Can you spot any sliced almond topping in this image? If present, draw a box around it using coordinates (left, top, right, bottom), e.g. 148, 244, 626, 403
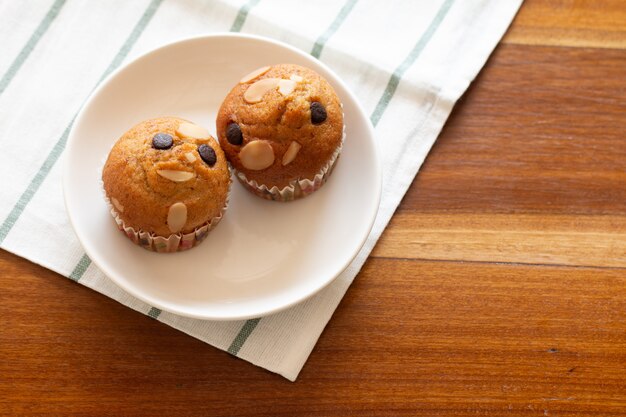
243, 78, 281, 103
282, 141, 302, 166
184, 152, 197, 163
157, 170, 195, 182
290, 74, 303, 82
167, 202, 187, 233
111, 197, 124, 213
239, 66, 271, 83
278, 79, 297, 96
176, 122, 210, 139
239, 140, 275, 170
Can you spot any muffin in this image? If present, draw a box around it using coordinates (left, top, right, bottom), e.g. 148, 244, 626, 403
216, 63, 344, 201
102, 117, 230, 252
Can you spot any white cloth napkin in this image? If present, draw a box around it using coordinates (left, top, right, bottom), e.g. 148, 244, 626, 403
0, 0, 522, 380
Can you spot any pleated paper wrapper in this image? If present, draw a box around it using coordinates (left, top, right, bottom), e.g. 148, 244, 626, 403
103, 186, 230, 253
234, 123, 345, 202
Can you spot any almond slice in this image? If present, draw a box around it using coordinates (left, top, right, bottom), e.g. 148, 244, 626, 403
239, 140, 275, 170
176, 122, 210, 139
184, 152, 197, 163
278, 79, 297, 96
282, 141, 302, 166
290, 74, 303, 82
239, 66, 271, 83
243, 78, 281, 103
111, 197, 124, 213
157, 170, 195, 182
167, 202, 187, 233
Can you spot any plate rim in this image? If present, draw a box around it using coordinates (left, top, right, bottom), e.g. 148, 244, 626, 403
63, 32, 381, 320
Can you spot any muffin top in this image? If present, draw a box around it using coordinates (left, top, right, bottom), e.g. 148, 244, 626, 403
216, 64, 343, 189
102, 117, 230, 237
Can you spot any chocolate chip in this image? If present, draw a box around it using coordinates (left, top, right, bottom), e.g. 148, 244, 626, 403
152, 133, 173, 149
226, 122, 243, 145
198, 144, 217, 167
310, 102, 327, 124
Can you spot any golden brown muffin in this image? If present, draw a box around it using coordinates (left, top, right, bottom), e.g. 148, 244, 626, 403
102, 117, 230, 252
216, 64, 343, 201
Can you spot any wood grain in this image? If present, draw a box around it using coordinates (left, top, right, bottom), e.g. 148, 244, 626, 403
2, 1, 626, 415
374, 213, 626, 267
1, 251, 625, 416
504, 0, 626, 49
401, 44, 626, 215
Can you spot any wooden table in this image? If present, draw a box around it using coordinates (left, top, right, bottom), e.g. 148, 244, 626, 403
2, 1, 625, 415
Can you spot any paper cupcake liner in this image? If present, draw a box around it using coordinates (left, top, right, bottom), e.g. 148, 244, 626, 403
103, 186, 230, 253
234, 122, 345, 202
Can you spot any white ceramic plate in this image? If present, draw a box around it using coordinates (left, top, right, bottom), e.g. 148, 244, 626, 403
63, 34, 381, 320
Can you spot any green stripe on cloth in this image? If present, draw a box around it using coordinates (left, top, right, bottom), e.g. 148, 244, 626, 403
370, 0, 455, 126
227, 0, 454, 356
228, 318, 261, 355
69, 253, 91, 282
310, 0, 358, 59
0, 0, 164, 245
142, 0, 255, 330
230, 0, 261, 32
98, 0, 164, 84
60, 0, 254, 334
0, 119, 74, 243
0, 0, 66, 97
225, 0, 265, 355
227, 0, 358, 356
147, 307, 162, 319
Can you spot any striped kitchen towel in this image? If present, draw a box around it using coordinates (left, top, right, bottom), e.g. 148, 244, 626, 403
0, 0, 522, 380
